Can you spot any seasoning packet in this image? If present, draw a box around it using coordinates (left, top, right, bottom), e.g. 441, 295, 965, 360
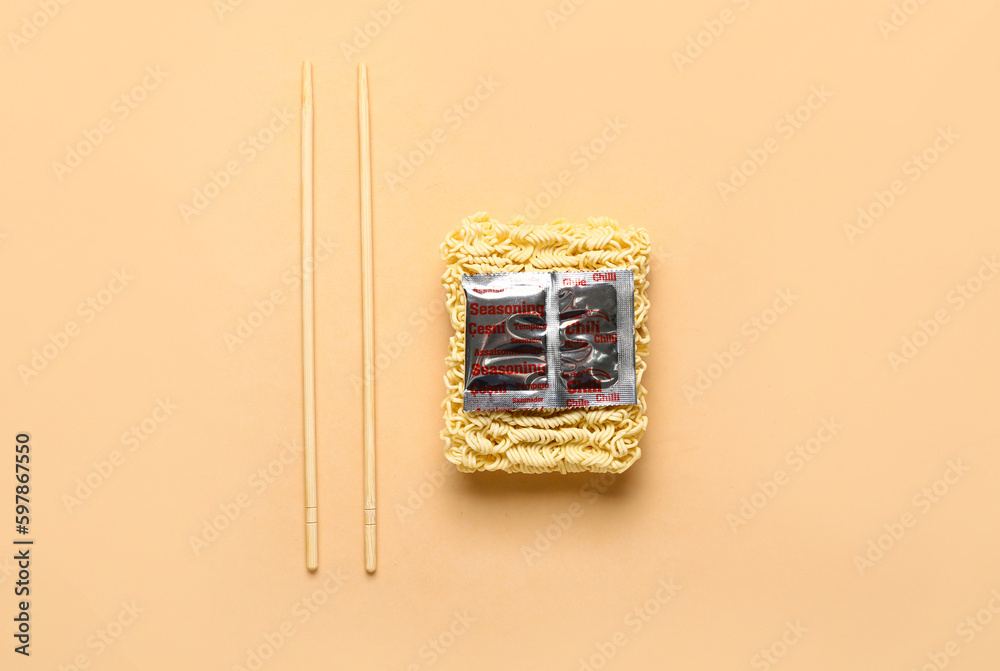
462, 269, 636, 411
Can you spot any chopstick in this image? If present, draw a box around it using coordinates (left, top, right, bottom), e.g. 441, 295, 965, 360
301, 60, 318, 572
359, 63, 377, 574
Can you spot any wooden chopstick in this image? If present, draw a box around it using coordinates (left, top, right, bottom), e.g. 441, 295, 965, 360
359, 63, 377, 574
301, 60, 318, 572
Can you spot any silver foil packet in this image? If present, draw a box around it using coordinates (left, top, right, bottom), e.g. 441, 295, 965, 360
462, 269, 636, 411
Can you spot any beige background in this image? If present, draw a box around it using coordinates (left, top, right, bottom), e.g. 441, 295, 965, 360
3, 0, 1000, 668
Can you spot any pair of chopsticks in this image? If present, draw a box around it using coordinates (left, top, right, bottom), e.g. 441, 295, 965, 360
301, 61, 376, 574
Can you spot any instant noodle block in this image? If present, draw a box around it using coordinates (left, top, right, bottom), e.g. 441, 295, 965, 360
440, 212, 651, 474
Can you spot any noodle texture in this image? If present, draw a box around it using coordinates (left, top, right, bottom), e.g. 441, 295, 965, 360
441, 213, 650, 474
